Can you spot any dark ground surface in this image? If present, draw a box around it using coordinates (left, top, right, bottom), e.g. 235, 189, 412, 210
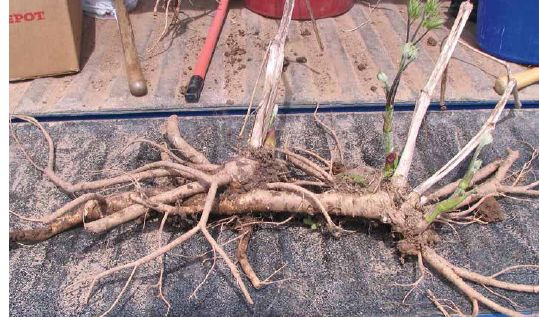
9, 110, 539, 316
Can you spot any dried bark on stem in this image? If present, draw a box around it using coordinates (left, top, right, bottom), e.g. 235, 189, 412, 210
413, 80, 516, 198
249, 0, 295, 148
239, 45, 271, 137
392, 2, 474, 187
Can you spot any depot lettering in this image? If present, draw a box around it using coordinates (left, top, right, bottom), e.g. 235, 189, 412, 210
9, 11, 45, 23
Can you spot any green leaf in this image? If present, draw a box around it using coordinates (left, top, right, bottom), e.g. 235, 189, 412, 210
383, 151, 399, 178
424, 0, 441, 17
343, 173, 367, 187
452, 132, 492, 197
268, 104, 279, 128
263, 128, 277, 149
401, 42, 419, 64
377, 71, 390, 94
471, 132, 493, 162
478, 132, 493, 149
303, 215, 318, 230
422, 0, 444, 30
423, 16, 444, 30
377, 71, 388, 84
408, 0, 421, 21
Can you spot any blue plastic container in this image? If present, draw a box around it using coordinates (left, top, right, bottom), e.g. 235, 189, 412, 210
476, 0, 539, 65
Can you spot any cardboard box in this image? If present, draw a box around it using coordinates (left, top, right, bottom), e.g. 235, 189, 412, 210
9, 0, 83, 81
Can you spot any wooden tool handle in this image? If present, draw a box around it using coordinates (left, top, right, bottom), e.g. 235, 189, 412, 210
494, 67, 539, 95
115, 0, 147, 97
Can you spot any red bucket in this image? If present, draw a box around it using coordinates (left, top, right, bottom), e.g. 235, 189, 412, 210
244, 0, 353, 20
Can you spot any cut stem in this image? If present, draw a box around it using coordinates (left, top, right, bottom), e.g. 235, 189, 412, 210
413, 79, 516, 197
249, 0, 295, 148
392, 1, 474, 187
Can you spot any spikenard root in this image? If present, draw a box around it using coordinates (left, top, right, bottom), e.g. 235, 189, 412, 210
9, 114, 539, 317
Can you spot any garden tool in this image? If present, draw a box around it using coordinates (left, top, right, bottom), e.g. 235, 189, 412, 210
494, 68, 539, 95
115, 0, 147, 96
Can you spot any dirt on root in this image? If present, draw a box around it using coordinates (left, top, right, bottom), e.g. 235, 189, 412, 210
225, 149, 385, 197
476, 196, 505, 222
333, 165, 381, 194
225, 149, 290, 196
397, 229, 441, 256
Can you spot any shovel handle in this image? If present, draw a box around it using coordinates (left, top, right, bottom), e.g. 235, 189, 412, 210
115, 0, 147, 96
494, 67, 539, 95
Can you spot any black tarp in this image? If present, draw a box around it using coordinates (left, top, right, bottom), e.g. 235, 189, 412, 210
9, 110, 539, 316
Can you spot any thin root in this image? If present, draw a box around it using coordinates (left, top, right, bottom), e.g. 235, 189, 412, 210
314, 103, 344, 165
395, 253, 428, 304
98, 266, 138, 317
266, 182, 341, 237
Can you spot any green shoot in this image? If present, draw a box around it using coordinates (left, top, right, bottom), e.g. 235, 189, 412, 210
380, 0, 444, 178
342, 173, 367, 187
303, 215, 319, 230
425, 132, 493, 223
425, 191, 472, 223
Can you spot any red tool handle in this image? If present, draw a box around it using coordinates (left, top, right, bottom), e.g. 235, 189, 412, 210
185, 0, 229, 102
